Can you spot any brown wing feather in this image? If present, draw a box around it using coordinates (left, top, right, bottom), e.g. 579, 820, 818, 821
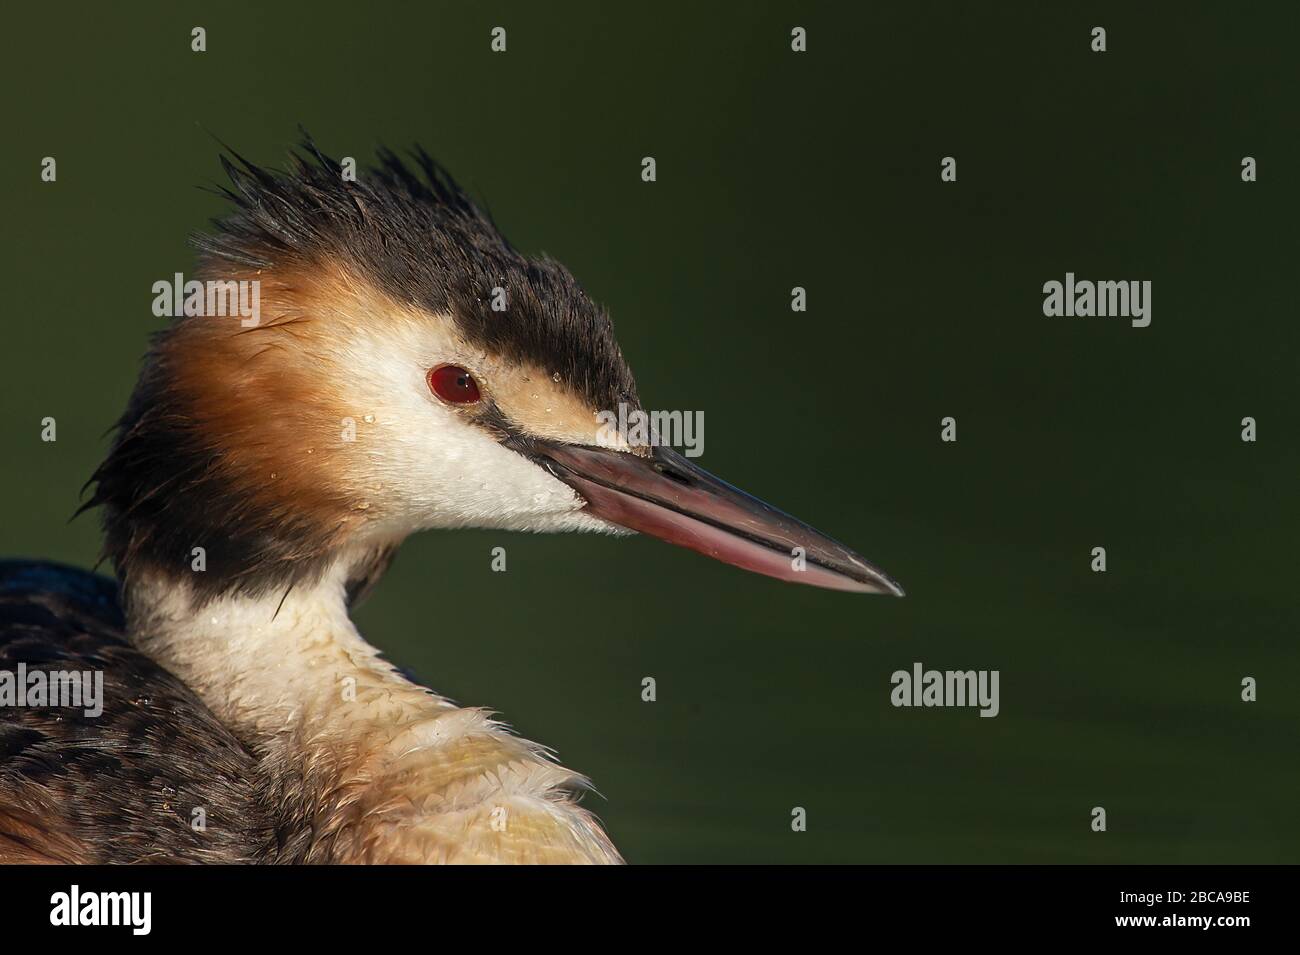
0, 561, 277, 863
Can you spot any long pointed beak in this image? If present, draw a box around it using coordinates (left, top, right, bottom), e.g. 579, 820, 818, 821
533, 442, 904, 595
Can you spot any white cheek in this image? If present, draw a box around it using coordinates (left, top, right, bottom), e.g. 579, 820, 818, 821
336, 326, 618, 535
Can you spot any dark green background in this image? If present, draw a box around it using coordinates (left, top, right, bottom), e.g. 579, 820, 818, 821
3, 3, 1296, 862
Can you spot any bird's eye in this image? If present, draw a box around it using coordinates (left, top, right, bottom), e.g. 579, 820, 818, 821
428, 364, 482, 404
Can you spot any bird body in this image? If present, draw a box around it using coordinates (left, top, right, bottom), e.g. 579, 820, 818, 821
1, 558, 618, 863
0, 139, 900, 864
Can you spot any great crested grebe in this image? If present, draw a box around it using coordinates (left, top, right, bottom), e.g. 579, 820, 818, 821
0, 139, 902, 864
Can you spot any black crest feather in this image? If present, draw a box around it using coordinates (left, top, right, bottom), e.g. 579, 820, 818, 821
193, 134, 638, 411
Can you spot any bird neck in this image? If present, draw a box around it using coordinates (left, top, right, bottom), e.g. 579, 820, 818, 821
120, 548, 620, 863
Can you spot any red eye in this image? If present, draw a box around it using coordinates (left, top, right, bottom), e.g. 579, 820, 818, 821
428, 364, 482, 404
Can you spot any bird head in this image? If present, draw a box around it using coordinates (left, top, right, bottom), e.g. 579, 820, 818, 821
90, 139, 902, 603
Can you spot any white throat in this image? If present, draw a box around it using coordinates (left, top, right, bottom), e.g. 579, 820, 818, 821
122, 549, 621, 864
